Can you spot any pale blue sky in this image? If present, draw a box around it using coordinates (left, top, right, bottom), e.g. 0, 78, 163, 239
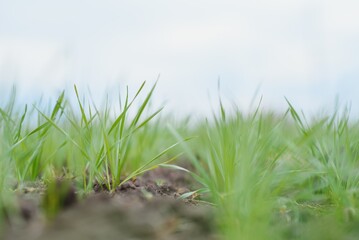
1, 1, 359, 117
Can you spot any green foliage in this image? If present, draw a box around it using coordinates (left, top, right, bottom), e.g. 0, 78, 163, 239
285, 101, 359, 216
173, 99, 359, 239
172, 102, 287, 239
2, 84, 359, 239
0, 82, 179, 218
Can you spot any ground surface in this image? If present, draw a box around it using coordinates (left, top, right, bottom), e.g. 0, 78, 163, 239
4, 167, 218, 240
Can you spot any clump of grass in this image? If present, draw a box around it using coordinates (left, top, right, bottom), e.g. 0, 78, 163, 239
39, 82, 179, 192
172, 99, 288, 239
0, 82, 180, 221
285, 100, 359, 220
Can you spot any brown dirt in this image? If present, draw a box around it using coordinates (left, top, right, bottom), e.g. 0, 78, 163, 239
4, 167, 219, 240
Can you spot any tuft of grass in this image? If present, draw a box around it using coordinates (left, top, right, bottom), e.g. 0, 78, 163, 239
32, 81, 179, 192
285, 100, 359, 219
172, 101, 288, 239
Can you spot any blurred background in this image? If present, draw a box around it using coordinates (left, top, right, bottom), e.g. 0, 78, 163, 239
0, 0, 358, 117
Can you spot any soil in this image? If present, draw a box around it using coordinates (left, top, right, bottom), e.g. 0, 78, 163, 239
3, 166, 219, 240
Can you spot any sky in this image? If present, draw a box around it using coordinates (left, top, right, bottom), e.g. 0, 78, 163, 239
1, 0, 359, 117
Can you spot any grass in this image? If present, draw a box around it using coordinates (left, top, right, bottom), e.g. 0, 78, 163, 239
2, 83, 359, 239
0, 82, 180, 222
172, 98, 359, 239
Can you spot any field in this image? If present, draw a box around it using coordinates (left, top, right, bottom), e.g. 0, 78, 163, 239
1, 82, 359, 239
